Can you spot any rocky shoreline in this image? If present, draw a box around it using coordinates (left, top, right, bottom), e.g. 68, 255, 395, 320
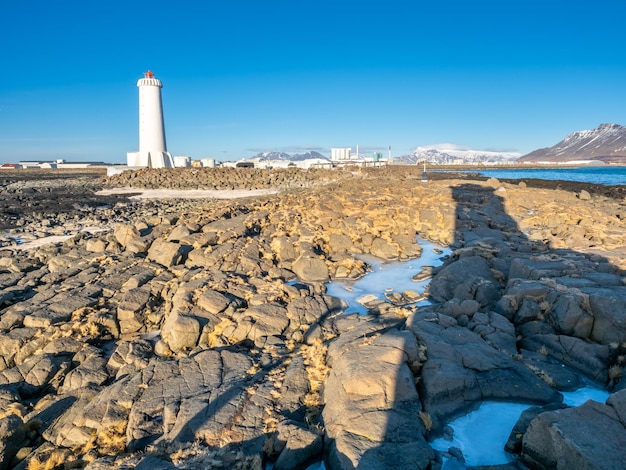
1, 166, 626, 469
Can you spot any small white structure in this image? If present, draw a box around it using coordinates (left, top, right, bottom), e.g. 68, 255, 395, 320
127, 71, 174, 168
174, 156, 191, 167
200, 158, 216, 168
331, 148, 351, 161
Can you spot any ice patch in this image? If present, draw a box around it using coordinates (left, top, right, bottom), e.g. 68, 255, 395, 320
325, 238, 450, 314
430, 402, 530, 467
562, 382, 609, 406
430, 382, 610, 468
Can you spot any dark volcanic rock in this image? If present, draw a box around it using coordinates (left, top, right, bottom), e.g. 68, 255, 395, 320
408, 311, 562, 434
429, 256, 501, 307
323, 317, 434, 469
519, 334, 610, 384
521, 390, 626, 469
583, 286, 626, 345
0, 413, 27, 469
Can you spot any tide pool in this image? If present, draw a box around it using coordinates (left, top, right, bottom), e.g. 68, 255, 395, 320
325, 238, 450, 314
430, 383, 610, 468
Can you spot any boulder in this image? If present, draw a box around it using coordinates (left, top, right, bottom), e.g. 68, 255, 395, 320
277, 355, 310, 421
509, 257, 572, 281
123, 350, 252, 450
583, 287, 626, 345
274, 420, 323, 470
47, 254, 75, 273
391, 233, 423, 259
0, 328, 38, 370
161, 313, 201, 353
196, 289, 232, 315
369, 237, 400, 260
429, 256, 500, 307
121, 269, 156, 291
505, 402, 568, 454
327, 233, 353, 255
291, 256, 329, 283
60, 348, 110, 393
522, 396, 626, 469
271, 236, 298, 262
147, 238, 185, 268
106, 340, 153, 375
520, 350, 585, 392
323, 319, 434, 469
548, 291, 594, 339
114, 223, 141, 248
117, 287, 152, 334
229, 303, 290, 346
0, 414, 27, 470
519, 334, 610, 384
286, 295, 345, 330
85, 238, 107, 253
167, 224, 192, 242
0, 353, 72, 396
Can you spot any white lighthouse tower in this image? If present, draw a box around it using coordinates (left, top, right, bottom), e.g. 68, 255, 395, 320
127, 70, 174, 168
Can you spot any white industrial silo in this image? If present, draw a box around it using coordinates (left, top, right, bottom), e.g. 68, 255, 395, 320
174, 156, 191, 167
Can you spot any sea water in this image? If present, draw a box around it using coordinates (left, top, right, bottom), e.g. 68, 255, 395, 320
457, 166, 626, 186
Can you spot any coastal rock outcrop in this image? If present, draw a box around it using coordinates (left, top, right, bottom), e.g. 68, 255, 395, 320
1, 166, 626, 469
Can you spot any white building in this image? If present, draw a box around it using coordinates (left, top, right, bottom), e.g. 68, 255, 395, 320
331, 148, 351, 161
126, 71, 174, 168
173, 156, 191, 167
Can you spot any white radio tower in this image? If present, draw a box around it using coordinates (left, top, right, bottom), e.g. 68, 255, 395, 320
127, 70, 174, 168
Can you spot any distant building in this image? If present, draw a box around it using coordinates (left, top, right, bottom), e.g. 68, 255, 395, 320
173, 156, 191, 167
16, 160, 108, 169
200, 158, 216, 168
18, 161, 47, 168
331, 148, 351, 161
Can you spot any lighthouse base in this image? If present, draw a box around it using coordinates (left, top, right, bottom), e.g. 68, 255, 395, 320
127, 151, 174, 169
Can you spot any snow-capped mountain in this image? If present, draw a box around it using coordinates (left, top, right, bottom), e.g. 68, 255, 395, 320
520, 123, 626, 163
252, 151, 292, 160
402, 144, 521, 165
252, 151, 329, 161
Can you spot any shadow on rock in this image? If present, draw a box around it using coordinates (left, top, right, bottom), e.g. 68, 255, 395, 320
413, 183, 626, 468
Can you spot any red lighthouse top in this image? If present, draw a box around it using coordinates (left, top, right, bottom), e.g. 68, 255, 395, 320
144, 70, 155, 78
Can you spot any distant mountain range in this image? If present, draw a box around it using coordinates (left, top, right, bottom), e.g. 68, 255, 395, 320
519, 123, 626, 163
401, 144, 521, 165
251, 151, 329, 161
249, 123, 626, 165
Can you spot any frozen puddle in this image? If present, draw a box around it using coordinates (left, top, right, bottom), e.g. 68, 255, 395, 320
325, 238, 450, 314
561, 382, 610, 406
431, 383, 610, 468
431, 402, 531, 467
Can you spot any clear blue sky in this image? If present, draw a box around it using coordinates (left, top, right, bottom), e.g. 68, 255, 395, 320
1, 0, 625, 163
